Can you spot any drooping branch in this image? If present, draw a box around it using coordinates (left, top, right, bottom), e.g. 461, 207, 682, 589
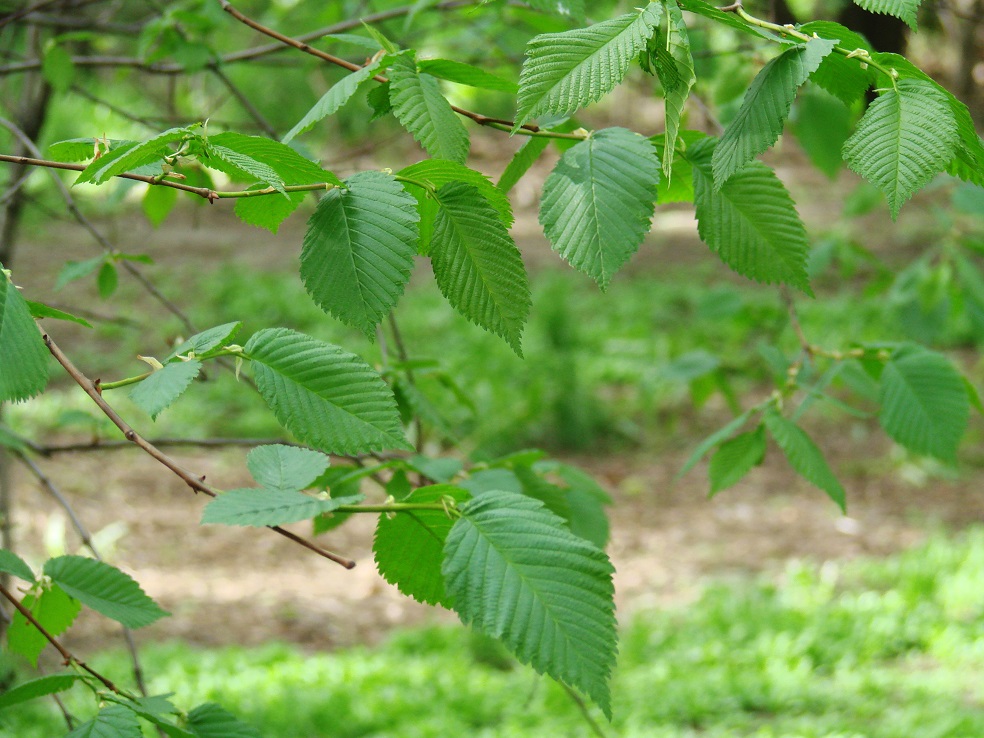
41, 331, 357, 569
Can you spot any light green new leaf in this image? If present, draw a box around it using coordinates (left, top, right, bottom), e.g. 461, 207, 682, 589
0, 673, 80, 709
30, 299, 94, 328
166, 322, 241, 361
842, 78, 959, 220
389, 53, 469, 163
245, 328, 410, 454
689, 138, 812, 293
713, 38, 835, 188
48, 138, 131, 163
186, 703, 262, 738
764, 410, 845, 511
399, 159, 513, 251
854, 0, 920, 28
142, 183, 178, 227
539, 127, 660, 289
129, 359, 202, 420
514, 3, 663, 129
202, 488, 361, 527
430, 182, 531, 355
246, 444, 330, 493
66, 705, 142, 738
301, 171, 419, 336
283, 57, 385, 143
708, 424, 766, 496
374, 484, 468, 607
8, 585, 81, 666
42, 44, 75, 92
417, 59, 518, 93
879, 345, 969, 462
498, 137, 549, 194
659, 2, 696, 182
44, 555, 168, 629
443, 491, 617, 718
0, 548, 34, 581
799, 21, 874, 105
202, 142, 286, 196
0, 268, 49, 402
76, 126, 195, 185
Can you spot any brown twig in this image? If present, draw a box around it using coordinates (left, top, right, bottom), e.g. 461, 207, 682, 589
780, 286, 812, 355
0, 582, 122, 693
42, 331, 357, 569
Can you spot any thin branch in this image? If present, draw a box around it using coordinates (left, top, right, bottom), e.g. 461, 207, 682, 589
210, 67, 278, 139
42, 330, 357, 569
0, 582, 122, 694
560, 682, 609, 738
15, 452, 149, 695
0, 0, 66, 30
28, 437, 293, 455
388, 313, 424, 453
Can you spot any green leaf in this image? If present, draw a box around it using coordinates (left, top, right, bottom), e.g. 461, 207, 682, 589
186, 703, 261, 738
417, 59, 518, 93
166, 322, 241, 360
44, 555, 168, 629
0, 673, 80, 709
55, 257, 103, 289
246, 444, 330, 493
42, 44, 75, 92
713, 38, 835, 188
842, 78, 959, 220
283, 58, 385, 143
48, 138, 132, 163
202, 488, 361, 527
515, 4, 662, 129
301, 171, 418, 336
405, 455, 463, 483
689, 138, 812, 293
708, 424, 766, 496
552, 463, 612, 548
142, 183, 178, 227
399, 159, 513, 252
202, 141, 286, 196
389, 53, 469, 163
76, 126, 195, 185
459, 468, 523, 496
658, 2, 696, 182
8, 585, 81, 666
878, 345, 969, 462
245, 328, 410, 454
127, 696, 194, 738
129, 359, 202, 420
676, 0, 787, 40
539, 127, 660, 289
853, 0, 920, 29
677, 408, 753, 477
791, 85, 852, 179
96, 261, 118, 298
366, 82, 392, 120
0, 548, 35, 581
66, 705, 142, 738
764, 410, 846, 511
799, 21, 874, 105
0, 268, 49, 402
498, 137, 549, 195
443, 491, 617, 718
430, 182, 531, 355
374, 484, 468, 607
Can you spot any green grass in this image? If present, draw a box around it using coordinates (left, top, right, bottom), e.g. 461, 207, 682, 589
5, 528, 984, 737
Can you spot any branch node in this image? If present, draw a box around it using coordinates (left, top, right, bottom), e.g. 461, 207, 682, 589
124, 430, 137, 442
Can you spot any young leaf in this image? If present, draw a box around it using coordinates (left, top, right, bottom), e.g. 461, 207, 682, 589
388, 53, 469, 163
763, 410, 846, 511
878, 345, 969, 462
430, 182, 531, 355
539, 127, 660, 289
498, 137, 549, 195
75, 126, 195, 185
44, 555, 168, 629
283, 59, 386, 143
42, 43, 75, 92
245, 328, 411, 454
514, 3, 663, 128
96, 261, 118, 298
677, 409, 753, 477
689, 138, 812, 293
8, 585, 81, 666
443, 491, 617, 718
0, 268, 49, 402
201, 488, 361, 527
301, 171, 419, 336
142, 183, 178, 227
66, 704, 142, 738
0, 549, 35, 581
712, 37, 835, 187
186, 703, 262, 738
374, 484, 468, 607
799, 21, 874, 105
659, 2, 696, 182
842, 78, 959, 220
246, 444, 330, 493
202, 141, 286, 196
854, 0, 920, 29
417, 58, 518, 93
708, 424, 766, 496
0, 673, 80, 709
129, 359, 202, 420
166, 322, 242, 360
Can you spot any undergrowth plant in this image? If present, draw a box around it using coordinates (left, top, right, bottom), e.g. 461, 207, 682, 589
0, 0, 981, 735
